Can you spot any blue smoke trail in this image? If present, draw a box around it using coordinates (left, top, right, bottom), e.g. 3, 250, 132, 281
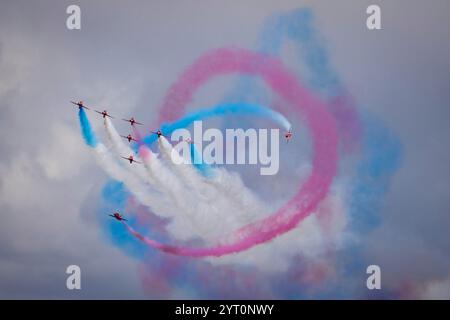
262, 9, 341, 96
78, 108, 98, 148
100, 181, 148, 259
100, 180, 170, 259
190, 143, 213, 177
77, 109, 157, 257
260, 8, 403, 231
215, 7, 402, 299
350, 115, 403, 232
225, 8, 341, 105
80, 7, 403, 299
254, 8, 402, 299
141, 102, 290, 177
259, 9, 341, 97
142, 102, 291, 146
232, 7, 403, 232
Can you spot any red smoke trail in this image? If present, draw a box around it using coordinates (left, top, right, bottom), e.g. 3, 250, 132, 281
132, 126, 143, 144
128, 47, 339, 257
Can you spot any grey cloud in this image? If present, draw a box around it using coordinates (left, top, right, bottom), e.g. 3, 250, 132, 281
0, 0, 450, 298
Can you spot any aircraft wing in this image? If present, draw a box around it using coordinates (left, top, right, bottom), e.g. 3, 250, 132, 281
151, 131, 169, 138
71, 101, 90, 110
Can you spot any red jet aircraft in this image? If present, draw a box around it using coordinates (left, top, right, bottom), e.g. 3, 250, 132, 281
109, 212, 128, 221
121, 134, 138, 143
70, 100, 90, 110
122, 117, 143, 126
151, 130, 168, 139
284, 129, 293, 143
95, 109, 114, 119
121, 155, 141, 164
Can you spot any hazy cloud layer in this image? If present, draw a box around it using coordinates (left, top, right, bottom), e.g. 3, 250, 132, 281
1, 0, 450, 298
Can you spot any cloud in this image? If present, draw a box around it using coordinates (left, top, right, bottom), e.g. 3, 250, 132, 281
420, 278, 450, 300
36, 123, 90, 180
0, 0, 449, 298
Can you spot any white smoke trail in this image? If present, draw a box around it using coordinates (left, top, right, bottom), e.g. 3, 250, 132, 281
101, 118, 213, 240
98, 121, 277, 244
157, 137, 270, 241
206, 183, 349, 274
138, 144, 221, 240
91, 143, 176, 218
103, 118, 161, 188
167, 138, 270, 223
96, 134, 349, 273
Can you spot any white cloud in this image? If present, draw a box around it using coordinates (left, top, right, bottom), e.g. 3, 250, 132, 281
36, 123, 90, 180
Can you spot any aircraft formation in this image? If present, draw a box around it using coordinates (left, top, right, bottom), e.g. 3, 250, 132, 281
71, 100, 293, 144
71, 99, 293, 222
71, 100, 171, 162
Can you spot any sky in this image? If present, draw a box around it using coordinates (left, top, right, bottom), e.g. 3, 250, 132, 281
1, 0, 450, 299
